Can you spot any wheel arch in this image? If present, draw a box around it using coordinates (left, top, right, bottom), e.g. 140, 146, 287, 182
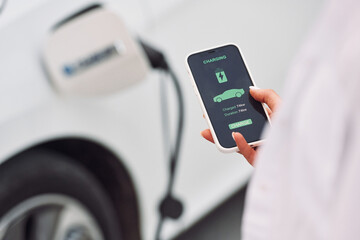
3, 137, 141, 240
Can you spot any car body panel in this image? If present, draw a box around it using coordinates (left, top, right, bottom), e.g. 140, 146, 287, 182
0, 1, 167, 238
0, 0, 276, 239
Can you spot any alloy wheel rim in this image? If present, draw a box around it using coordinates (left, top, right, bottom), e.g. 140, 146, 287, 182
0, 194, 104, 240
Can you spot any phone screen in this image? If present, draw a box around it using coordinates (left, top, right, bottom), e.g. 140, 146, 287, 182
188, 44, 268, 149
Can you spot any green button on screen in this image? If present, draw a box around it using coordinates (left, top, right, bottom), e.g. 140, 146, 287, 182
229, 119, 253, 130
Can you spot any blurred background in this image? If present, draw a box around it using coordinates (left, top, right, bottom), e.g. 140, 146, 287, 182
0, 0, 324, 239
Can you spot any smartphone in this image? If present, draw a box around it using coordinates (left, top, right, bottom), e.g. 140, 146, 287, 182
186, 44, 270, 153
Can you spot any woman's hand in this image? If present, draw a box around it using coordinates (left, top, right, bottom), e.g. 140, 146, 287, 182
201, 87, 281, 166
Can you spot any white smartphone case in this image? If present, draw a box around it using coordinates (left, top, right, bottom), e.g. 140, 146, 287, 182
185, 43, 271, 153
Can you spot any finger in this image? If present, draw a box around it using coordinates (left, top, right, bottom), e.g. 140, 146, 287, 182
232, 132, 256, 166
201, 129, 214, 143
250, 87, 281, 111
265, 106, 272, 118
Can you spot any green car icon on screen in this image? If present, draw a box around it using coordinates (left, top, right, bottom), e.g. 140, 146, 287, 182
213, 88, 245, 103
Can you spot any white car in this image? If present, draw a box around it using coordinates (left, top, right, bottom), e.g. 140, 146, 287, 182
0, 0, 254, 239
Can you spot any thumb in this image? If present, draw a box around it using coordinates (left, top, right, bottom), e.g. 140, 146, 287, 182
249, 87, 280, 111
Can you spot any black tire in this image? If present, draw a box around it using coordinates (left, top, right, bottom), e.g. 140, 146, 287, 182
0, 149, 122, 240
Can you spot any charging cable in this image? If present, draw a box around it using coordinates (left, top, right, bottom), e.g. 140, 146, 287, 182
140, 40, 185, 240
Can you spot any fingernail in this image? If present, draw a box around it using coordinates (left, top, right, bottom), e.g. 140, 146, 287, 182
232, 132, 236, 140
249, 86, 260, 90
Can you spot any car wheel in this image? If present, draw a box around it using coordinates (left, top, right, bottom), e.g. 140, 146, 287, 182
216, 97, 222, 102
0, 149, 122, 240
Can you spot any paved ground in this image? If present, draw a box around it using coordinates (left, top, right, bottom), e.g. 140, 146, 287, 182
175, 185, 247, 240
